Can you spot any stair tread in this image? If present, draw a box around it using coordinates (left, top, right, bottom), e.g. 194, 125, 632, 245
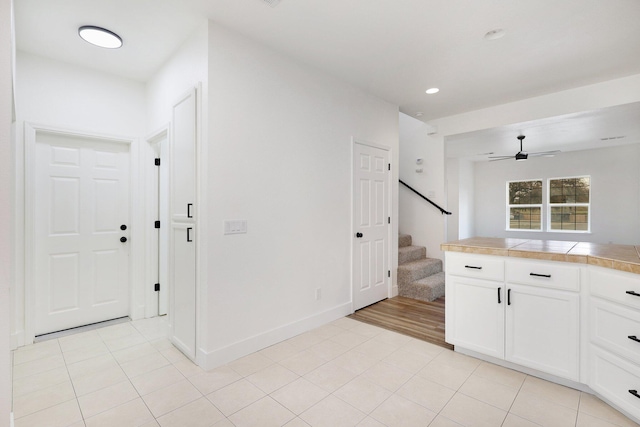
397, 258, 442, 269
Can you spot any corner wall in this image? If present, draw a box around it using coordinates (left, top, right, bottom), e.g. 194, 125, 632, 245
203, 23, 399, 367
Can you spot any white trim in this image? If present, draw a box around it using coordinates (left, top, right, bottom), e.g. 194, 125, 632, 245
351, 138, 393, 311
199, 302, 352, 370
547, 175, 591, 233
505, 179, 543, 231
23, 122, 143, 342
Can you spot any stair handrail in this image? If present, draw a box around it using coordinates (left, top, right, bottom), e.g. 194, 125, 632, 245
399, 179, 452, 216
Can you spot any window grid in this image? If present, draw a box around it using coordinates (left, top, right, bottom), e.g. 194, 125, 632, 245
506, 180, 543, 231
548, 176, 591, 233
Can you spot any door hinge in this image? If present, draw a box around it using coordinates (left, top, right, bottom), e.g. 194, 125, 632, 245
154, 220, 160, 229
154, 158, 161, 166
388, 163, 391, 171
154, 283, 160, 292
388, 270, 391, 278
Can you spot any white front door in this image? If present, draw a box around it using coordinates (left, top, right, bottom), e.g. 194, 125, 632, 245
353, 142, 390, 310
34, 132, 131, 336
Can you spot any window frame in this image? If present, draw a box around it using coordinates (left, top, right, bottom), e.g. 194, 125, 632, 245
547, 175, 591, 233
506, 179, 544, 232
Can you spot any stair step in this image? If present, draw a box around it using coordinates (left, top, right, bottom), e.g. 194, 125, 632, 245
398, 245, 426, 265
397, 258, 443, 287
399, 272, 445, 302
399, 234, 412, 248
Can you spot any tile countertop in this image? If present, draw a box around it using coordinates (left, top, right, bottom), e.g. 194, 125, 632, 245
441, 237, 640, 275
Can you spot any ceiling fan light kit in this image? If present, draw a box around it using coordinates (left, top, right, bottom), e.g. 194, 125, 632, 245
488, 135, 560, 162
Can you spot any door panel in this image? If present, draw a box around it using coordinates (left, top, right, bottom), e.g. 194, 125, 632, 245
34, 133, 130, 335
353, 143, 389, 310
171, 88, 197, 222
171, 224, 196, 359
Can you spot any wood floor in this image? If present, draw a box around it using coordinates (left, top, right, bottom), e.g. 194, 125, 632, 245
348, 296, 453, 350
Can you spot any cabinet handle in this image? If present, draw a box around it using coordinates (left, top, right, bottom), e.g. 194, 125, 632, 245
187, 227, 193, 242
626, 291, 640, 298
629, 390, 640, 399
507, 289, 512, 305
465, 265, 482, 270
530, 273, 551, 278
629, 336, 640, 344
187, 203, 193, 218
497, 287, 502, 304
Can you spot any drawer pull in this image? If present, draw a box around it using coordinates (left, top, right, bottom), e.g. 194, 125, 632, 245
498, 287, 501, 304
629, 390, 640, 399
626, 291, 640, 298
465, 265, 482, 270
629, 336, 640, 344
530, 273, 551, 278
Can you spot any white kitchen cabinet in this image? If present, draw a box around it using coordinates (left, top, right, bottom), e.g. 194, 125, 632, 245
446, 252, 580, 381
447, 275, 505, 359
505, 284, 580, 381
589, 266, 640, 419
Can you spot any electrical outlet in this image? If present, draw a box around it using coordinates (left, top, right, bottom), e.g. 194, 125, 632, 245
315, 288, 321, 300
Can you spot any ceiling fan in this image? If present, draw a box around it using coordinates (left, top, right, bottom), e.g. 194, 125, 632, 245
488, 135, 560, 162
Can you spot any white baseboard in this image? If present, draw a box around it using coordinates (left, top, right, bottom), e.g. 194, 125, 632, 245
10, 412, 14, 427
391, 285, 399, 297
199, 303, 352, 370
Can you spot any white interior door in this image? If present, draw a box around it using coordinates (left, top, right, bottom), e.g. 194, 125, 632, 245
34, 132, 131, 335
353, 142, 390, 310
171, 224, 196, 358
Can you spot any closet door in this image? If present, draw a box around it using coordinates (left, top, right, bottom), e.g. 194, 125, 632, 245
171, 224, 196, 358
170, 87, 198, 360
171, 88, 197, 222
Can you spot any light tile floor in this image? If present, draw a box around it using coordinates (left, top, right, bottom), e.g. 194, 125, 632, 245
11, 316, 640, 427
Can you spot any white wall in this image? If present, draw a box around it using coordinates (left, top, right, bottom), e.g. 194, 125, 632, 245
1, 0, 13, 422
446, 158, 475, 242
204, 23, 399, 367
473, 144, 640, 244
13, 52, 146, 345
400, 73, 640, 255
398, 112, 444, 258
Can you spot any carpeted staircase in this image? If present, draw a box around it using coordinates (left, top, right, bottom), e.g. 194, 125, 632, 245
397, 234, 445, 302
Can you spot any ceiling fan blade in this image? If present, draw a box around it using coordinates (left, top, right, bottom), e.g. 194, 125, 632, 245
489, 157, 513, 162
487, 155, 513, 159
529, 150, 561, 157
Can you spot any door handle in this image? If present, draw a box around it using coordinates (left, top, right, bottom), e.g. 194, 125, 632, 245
120, 237, 127, 243
629, 336, 640, 344
187, 227, 193, 242
630, 390, 640, 399
187, 203, 193, 218
507, 289, 512, 305
356, 232, 363, 238
626, 291, 640, 297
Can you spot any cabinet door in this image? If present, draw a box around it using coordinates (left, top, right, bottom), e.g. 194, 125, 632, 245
448, 275, 505, 359
170, 223, 196, 360
171, 88, 197, 222
506, 284, 579, 380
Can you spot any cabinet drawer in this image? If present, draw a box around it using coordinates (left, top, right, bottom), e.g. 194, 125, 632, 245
591, 298, 640, 365
590, 267, 640, 310
446, 253, 504, 281
589, 346, 640, 421
506, 259, 580, 291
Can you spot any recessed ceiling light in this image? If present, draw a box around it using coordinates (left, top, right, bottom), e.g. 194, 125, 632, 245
415, 112, 424, 117
78, 26, 123, 49
425, 88, 439, 95
484, 29, 506, 41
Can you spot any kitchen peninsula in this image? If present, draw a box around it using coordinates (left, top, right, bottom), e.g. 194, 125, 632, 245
441, 237, 640, 423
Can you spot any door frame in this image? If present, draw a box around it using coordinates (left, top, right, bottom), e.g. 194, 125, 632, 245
351, 138, 393, 312
24, 122, 142, 343
145, 127, 170, 318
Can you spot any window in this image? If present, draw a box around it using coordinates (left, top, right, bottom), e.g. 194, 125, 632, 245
507, 180, 542, 230
548, 176, 590, 232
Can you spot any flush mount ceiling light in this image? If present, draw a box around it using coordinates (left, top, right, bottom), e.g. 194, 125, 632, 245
425, 88, 439, 95
415, 112, 424, 117
484, 29, 506, 41
78, 26, 123, 49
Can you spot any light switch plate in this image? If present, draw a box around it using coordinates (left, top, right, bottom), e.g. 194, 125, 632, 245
224, 220, 247, 235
